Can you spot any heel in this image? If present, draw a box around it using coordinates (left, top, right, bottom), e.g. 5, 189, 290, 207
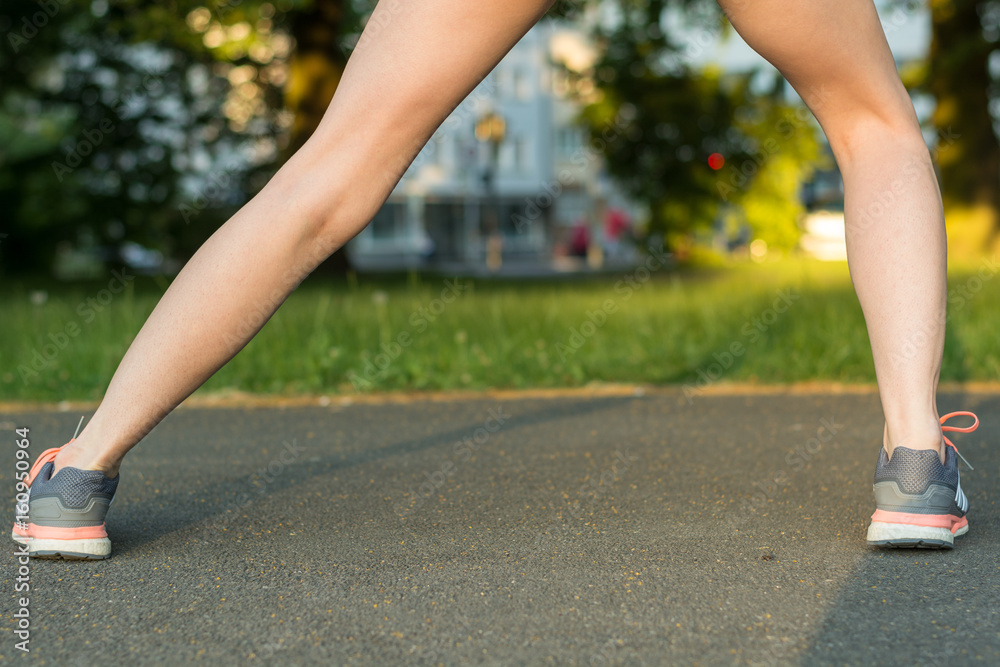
27, 536, 111, 560
866, 520, 966, 548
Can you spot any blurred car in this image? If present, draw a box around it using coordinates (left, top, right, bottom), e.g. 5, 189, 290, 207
800, 207, 847, 261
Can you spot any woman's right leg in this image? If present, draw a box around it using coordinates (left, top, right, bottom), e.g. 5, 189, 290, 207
718, 0, 947, 457
719, 0, 980, 547
54, 0, 554, 477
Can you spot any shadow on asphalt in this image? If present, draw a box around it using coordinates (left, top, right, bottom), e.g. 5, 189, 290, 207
4, 391, 998, 664
100, 395, 642, 557
801, 393, 1000, 665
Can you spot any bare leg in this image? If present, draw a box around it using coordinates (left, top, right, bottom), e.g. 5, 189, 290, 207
718, 0, 947, 458
55, 0, 554, 477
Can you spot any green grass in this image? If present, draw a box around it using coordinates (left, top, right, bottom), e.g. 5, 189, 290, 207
3, 257, 999, 401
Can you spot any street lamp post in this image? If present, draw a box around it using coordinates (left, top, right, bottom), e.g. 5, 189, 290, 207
475, 111, 506, 272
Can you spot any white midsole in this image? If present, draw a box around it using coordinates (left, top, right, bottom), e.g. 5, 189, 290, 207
867, 521, 967, 544
10, 531, 110, 556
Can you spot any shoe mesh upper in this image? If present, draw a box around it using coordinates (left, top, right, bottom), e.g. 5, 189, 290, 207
875, 446, 958, 495
30, 462, 119, 508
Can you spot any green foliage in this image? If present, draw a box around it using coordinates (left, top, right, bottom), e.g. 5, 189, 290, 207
925, 0, 1000, 254
723, 99, 827, 250
574, 1, 823, 250
3, 0, 996, 278
580, 65, 749, 246
0, 0, 368, 276
1, 1, 254, 273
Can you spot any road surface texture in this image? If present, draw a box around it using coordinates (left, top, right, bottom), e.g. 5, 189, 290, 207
2, 389, 999, 665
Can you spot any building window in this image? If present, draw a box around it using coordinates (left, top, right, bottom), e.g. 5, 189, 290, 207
370, 203, 403, 239
499, 141, 513, 172
514, 136, 531, 173
436, 134, 450, 168
490, 68, 505, 98
513, 67, 532, 101
557, 128, 583, 156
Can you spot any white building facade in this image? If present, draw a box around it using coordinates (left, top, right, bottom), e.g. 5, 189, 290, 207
346, 21, 630, 272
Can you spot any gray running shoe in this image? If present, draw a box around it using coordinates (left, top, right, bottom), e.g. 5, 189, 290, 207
866, 411, 979, 549
12, 446, 118, 560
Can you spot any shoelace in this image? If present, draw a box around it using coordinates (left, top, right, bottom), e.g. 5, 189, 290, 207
941, 411, 979, 471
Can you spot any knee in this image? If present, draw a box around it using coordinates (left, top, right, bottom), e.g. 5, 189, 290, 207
821, 105, 925, 168
264, 143, 391, 258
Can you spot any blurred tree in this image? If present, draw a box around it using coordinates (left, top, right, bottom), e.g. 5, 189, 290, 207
283, 0, 353, 272
3, 0, 996, 275
285, 0, 348, 153
926, 0, 1000, 255
725, 87, 825, 250
573, 0, 822, 251
0, 0, 293, 275
576, 0, 1000, 255
0, 0, 365, 278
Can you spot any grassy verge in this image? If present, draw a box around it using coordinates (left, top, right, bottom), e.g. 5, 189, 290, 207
2, 257, 998, 401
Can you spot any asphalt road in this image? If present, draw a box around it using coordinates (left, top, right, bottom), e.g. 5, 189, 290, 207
2, 390, 999, 665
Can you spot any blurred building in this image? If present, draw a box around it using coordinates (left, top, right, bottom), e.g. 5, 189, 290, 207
346, 20, 636, 273
348, 5, 932, 269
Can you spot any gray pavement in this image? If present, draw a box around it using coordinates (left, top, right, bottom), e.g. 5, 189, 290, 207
2, 390, 999, 665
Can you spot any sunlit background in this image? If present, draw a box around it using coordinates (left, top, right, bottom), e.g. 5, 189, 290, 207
1, 0, 999, 400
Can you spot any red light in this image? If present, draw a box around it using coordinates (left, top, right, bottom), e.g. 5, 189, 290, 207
708, 153, 725, 170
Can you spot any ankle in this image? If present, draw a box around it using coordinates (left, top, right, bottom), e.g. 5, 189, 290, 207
53, 441, 121, 478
